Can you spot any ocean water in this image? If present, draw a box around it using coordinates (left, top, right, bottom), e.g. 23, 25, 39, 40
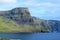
0, 32, 60, 40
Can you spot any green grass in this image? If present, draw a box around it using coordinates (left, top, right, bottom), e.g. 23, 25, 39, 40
0, 16, 50, 32
0, 38, 9, 40
0, 16, 23, 32
0, 38, 21, 40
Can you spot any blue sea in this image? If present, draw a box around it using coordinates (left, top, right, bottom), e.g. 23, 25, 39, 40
0, 32, 60, 40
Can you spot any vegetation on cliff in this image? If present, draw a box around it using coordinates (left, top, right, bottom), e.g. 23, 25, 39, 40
0, 7, 51, 32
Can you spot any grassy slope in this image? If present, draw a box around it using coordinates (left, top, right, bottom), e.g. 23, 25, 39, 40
0, 16, 50, 32
0, 16, 22, 32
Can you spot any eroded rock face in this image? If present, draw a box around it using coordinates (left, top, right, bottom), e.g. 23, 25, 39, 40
33, 17, 60, 32
10, 7, 30, 16
48, 20, 60, 32
10, 7, 34, 24
0, 7, 34, 25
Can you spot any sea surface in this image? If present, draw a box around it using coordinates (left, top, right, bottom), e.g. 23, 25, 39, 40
0, 32, 60, 40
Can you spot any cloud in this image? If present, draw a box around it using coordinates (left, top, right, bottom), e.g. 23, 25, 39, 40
0, 0, 17, 3
21, 0, 60, 8
39, 2, 60, 8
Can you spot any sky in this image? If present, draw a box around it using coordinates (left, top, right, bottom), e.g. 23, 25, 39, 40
0, 0, 60, 20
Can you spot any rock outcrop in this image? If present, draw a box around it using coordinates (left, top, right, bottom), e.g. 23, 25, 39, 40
0, 7, 60, 32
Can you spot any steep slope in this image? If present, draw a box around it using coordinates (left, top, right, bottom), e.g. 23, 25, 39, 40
0, 7, 50, 32
48, 20, 60, 32
0, 16, 40, 32
33, 17, 60, 32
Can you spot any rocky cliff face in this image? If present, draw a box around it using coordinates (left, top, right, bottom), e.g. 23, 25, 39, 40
0, 7, 60, 32
48, 20, 60, 32
33, 17, 60, 32
0, 7, 34, 25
